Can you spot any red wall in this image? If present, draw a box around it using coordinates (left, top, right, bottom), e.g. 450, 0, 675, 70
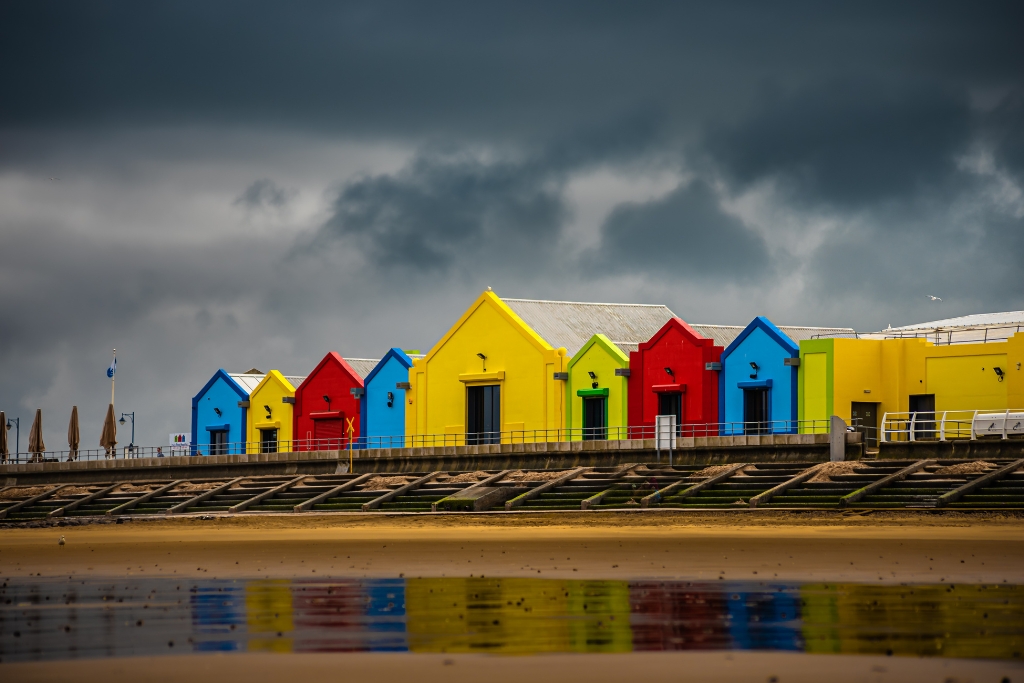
628, 318, 723, 434
294, 352, 364, 451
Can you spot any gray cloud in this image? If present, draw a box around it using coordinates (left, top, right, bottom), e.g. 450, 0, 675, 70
234, 179, 294, 210
583, 180, 771, 281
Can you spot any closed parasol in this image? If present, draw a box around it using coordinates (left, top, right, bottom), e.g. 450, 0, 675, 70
68, 406, 80, 461
27, 408, 44, 462
0, 411, 7, 463
100, 403, 117, 458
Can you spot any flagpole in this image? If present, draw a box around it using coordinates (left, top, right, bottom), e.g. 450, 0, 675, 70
111, 349, 116, 408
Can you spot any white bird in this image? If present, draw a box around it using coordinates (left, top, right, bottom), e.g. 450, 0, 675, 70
927, 295, 942, 301
48, 177, 60, 181
59, 535, 65, 548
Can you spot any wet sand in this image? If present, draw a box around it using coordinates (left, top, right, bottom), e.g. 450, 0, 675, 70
4, 651, 1022, 683
2, 511, 1023, 584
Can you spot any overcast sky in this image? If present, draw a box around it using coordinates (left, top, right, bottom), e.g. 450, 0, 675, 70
2, 1, 1022, 450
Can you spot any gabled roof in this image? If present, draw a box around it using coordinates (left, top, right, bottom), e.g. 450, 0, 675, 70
889, 310, 1024, 330
343, 358, 380, 380
502, 298, 677, 356
364, 348, 414, 386
227, 373, 264, 394
568, 334, 630, 368
690, 323, 855, 347
640, 317, 719, 350
297, 352, 365, 393
721, 316, 800, 360
251, 370, 305, 397
192, 369, 250, 408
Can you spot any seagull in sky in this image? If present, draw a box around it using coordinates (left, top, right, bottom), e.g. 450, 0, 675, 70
48, 177, 60, 181
927, 295, 942, 301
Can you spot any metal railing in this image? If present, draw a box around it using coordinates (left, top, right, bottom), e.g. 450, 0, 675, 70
881, 409, 1024, 442
0, 419, 836, 464
810, 325, 1023, 345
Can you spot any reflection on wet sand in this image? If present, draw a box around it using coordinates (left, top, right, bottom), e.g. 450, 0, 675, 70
1, 577, 1021, 662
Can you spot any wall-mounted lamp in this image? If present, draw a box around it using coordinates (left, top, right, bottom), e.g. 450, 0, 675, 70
323, 394, 331, 405
213, 407, 222, 417
264, 404, 272, 417
749, 361, 760, 379
387, 391, 394, 408
476, 352, 487, 371
994, 367, 1005, 381
664, 367, 673, 376
587, 371, 597, 379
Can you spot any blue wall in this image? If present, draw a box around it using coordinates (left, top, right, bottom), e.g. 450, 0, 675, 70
360, 349, 413, 448
719, 317, 799, 434
191, 370, 250, 455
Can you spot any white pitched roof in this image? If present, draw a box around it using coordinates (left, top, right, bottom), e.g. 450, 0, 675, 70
227, 373, 264, 395
343, 358, 379, 379
876, 311, 1024, 344
502, 298, 677, 356
888, 311, 1024, 331
689, 324, 857, 347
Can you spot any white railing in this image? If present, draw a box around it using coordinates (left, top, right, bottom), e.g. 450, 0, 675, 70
0, 419, 835, 464
880, 409, 1024, 442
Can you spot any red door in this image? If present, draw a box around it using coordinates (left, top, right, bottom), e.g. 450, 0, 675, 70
313, 418, 343, 450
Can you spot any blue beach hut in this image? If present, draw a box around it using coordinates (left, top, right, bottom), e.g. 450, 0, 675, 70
719, 317, 800, 434
359, 349, 419, 448
191, 369, 264, 455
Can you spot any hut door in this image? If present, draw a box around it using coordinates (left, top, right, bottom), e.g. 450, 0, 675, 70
658, 392, 683, 433
909, 394, 936, 440
467, 385, 500, 445
209, 430, 228, 456
583, 397, 607, 441
260, 428, 279, 453
314, 418, 343, 450
743, 388, 770, 435
851, 402, 878, 448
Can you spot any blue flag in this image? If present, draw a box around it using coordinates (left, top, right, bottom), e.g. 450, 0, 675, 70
107, 357, 117, 378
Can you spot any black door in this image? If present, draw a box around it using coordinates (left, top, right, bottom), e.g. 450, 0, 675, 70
743, 388, 770, 435
467, 385, 500, 445
260, 428, 278, 453
210, 430, 228, 455
909, 394, 936, 440
658, 392, 683, 434
583, 397, 607, 441
850, 402, 878, 448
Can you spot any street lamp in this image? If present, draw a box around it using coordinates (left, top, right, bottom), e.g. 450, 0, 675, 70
119, 412, 135, 453
5, 417, 19, 463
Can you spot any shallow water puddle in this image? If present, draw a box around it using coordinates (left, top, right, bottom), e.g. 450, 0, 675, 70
1, 577, 1021, 662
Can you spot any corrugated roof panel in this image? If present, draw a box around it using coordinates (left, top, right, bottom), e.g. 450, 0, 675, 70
502, 298, 677, 356
283, 375, 306, 390
344, 358, 380, 379
227, 373, 263, 395
888, 311, 1024, 330
689, 324, 857, 346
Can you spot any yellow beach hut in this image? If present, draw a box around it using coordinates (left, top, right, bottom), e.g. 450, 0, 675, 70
405, 290, 675, 445
566, 334, 631, 440
246, 370, 307, 453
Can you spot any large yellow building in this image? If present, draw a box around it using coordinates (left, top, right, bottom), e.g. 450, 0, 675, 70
247, 370, 306, 452
405, 291, 674, 445
799, 333, 1024, 442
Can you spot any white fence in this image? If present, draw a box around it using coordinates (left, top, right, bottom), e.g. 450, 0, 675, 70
881, 409, 1024, 442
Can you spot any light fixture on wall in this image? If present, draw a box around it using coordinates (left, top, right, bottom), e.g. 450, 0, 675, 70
323, 395, 331, 406
994, 367, 1005, 381
477, 352, 487, 371
664, 367, 673, 376
213, 407, 222, 417
749, 361, 760, 379
387, 391, 394, 408
588, 371, 596, 379
264, 405, 272, 417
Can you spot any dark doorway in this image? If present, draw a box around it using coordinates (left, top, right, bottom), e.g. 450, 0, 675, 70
851, 402, 879, 448
209, 430, 228, 456
467, 384, 500, 445
658, 392, 683, 434
909, 394, 936, 440
260, 428, 279, 454
743, 388, 770, 434
583, 396, 607, 441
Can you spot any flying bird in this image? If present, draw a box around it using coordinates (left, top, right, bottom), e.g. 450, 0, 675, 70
59, 535, 65, 548
48, 177, 60, 181
927, 295, 942, 301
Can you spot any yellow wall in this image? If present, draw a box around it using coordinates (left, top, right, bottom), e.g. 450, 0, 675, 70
406, 291, 569, 443
801, 332, 1024, 427
247, 370, 298, 451
567, 334, 629, 440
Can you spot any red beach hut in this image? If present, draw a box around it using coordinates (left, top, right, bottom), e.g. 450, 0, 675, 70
294, 352, 373, 451
628, 318, 723, 436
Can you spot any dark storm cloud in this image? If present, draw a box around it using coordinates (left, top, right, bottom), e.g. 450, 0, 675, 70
702, 80, 973, 207
583, 180, 770, 281
234, 179, 294, 210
